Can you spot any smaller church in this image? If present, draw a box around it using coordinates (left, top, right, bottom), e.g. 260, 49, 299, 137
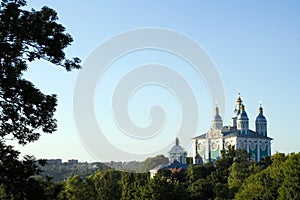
168, 136, 187, 164
192, 94, 273, 163
150, 136, 189, 178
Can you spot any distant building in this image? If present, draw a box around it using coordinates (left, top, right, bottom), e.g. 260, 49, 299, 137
68, 159, 79, 165
46, 159, 62, 165
192, 94, 273, 163
150, 137, 189, 178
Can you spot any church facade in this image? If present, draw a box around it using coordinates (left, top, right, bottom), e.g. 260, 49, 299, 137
192, 94, 272, 163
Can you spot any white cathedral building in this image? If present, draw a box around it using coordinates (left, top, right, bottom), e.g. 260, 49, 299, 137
192, 94, 273, 163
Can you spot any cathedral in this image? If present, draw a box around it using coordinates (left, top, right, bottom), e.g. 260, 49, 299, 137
192, 94, 272, 163
150, 94, 273, 177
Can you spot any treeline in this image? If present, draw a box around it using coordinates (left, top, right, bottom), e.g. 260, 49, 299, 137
104, 154, 169, 173
39, 155, 169, 182
41, 162, 109, 182
1, 148, 299, 199
137, 154, 169, 173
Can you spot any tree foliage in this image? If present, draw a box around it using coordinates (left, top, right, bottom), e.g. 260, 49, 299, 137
0, 0, 80, 145
235, 152, 300, 200
0, 0, 80, 198
0, 151, 298, 199
278, 153, 300, 199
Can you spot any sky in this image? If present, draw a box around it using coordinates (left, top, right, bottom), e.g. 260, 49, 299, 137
13, 1, 300, 162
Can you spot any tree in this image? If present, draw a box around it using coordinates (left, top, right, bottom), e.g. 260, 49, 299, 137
188, 178, 213, 200
138, 154, 169, 173
22, 177, 65, 200
234, 167, 278, 200
0, 141, 47, 199
0, 0, 80, 198
234, 153, 287, 200
64, 175, 93, 200
278, 152, 300, 200
187, 164, 214, 183
87, 170, 123, 200
140, 170, 187, 200
228, 162, 250, 193
228, 150, 253, 194
128, 172, 150, 200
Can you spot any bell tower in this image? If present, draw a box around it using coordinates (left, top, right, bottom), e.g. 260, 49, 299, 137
255, 102, 267, 136
211, 104, 223, 130
236, 95, 249, 135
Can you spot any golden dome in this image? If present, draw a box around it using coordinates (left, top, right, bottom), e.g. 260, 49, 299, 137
236, 92, 243, 106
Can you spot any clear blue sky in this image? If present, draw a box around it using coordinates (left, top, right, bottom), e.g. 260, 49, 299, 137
14, 1, 300, 162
